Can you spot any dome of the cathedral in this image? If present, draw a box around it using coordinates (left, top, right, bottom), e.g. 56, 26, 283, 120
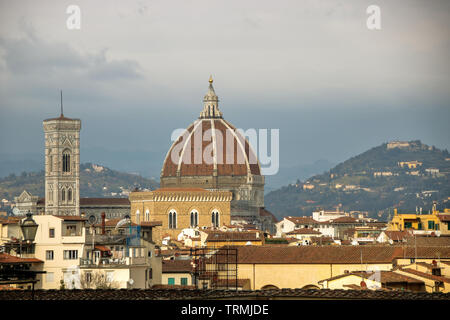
161, 77, 261, 179
161, 118, 261, 178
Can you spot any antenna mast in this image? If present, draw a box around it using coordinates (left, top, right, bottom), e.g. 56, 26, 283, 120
60, 90, 64, 116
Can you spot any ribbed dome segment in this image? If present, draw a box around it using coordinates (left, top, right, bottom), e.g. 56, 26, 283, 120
161, 118, 261, 177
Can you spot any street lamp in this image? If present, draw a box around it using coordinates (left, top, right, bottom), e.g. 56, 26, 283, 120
20, 211, 38, 242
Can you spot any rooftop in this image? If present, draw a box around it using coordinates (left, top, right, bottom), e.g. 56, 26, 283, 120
0, 288, 448, 300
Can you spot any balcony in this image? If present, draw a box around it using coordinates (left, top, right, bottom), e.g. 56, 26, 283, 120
85, 234, 128, 245
79, 256, 147, 268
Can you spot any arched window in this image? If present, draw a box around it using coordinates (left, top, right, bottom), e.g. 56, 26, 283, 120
61, 189, 66, 201
211, 210, 220, 228
145, 210, 150, 222
62, 150, 71, 173
190, 210, 198, 227
68, 188, 72, 202
136, 210, 140, 223
168, 211, 177, 229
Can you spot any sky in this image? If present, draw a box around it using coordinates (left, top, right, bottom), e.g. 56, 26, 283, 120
0, 0, 449, 180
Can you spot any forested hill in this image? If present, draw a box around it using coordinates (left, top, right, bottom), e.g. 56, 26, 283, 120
0, 163, 159, 201
265, 140, 450, 220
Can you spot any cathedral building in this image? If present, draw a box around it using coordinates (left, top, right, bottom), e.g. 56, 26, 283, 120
160, 77, 268, 227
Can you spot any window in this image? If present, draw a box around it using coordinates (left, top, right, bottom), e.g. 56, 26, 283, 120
62, 150, 71, 172
168, 211, 177, 229
68, 188, 72, 201
435, 224, 439, 231
404, 222, 412, 229
46, 272, 54, 283
145, 210, 150, 222
61, 189, 65, 201
432, 268, 442, 276
49, 228, 55, 238
136, 210, 140, 223
190, 210, 198, 227
181, 277, 188, 286
63, 250, 78, 260
106, 271, 114, 283
66, 225, 76, 236
149, 268, 153, 279
46, 250, 54, 260
168, 278, 175, 285
428, 221, 435, 230
211, 210, 220, 228
85, 272, 92, 284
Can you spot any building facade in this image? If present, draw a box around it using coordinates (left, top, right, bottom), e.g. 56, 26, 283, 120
129, 188, 232, 242
43, 112, 81, 216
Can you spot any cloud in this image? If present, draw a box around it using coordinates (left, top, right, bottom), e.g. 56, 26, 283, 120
0, 30, 142, 81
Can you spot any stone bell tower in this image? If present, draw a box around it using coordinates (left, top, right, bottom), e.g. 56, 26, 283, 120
43, 93, 81, 216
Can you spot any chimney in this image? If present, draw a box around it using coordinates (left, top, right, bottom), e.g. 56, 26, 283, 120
101, 212, 106, 235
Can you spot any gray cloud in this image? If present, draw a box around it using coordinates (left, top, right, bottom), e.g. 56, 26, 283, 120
0, 0, 449, 177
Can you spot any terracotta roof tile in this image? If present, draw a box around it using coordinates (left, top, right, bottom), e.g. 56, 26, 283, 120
0, 288, 448, 300
400, 268, 450, 283
0, 253, 43, 264
286, 228, 322, 235
162, 259, 193, 273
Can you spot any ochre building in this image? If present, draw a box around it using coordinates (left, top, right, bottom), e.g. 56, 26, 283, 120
129, 188, 232, 241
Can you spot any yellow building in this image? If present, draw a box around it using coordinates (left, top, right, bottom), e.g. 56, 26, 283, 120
387, 208, 450, 235
129, 188, 232, 243
398, 161, 422, 169
209, 246, 398, 290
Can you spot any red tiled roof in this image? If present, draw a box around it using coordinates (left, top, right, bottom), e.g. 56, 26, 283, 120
54, 215, 87, 221
162, 259, 193, 273
285, 216, 317, 225
330, 216, 360, 224
214, 245, 450, 265
400, 268, 450, 283
383, 230, 412, 241
286, 228, 322, 235
0, 253, 43, 264
213, 246, 400, 265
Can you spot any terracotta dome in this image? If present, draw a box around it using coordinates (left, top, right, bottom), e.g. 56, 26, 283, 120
161, 77, 261, 178
160, 77, 265, 219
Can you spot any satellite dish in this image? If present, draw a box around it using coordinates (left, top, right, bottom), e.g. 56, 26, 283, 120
88, 215, 97, 225
12, 207, 20, 216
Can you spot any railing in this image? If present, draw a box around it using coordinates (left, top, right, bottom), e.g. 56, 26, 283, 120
79, 256, 147, 267
85, 234, 128, 244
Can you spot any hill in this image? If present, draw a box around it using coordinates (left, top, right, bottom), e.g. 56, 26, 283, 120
265, 140, 450, 220
0, 163, 159, 201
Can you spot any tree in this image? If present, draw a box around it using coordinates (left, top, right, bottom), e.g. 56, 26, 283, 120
79, 271, 119, 289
